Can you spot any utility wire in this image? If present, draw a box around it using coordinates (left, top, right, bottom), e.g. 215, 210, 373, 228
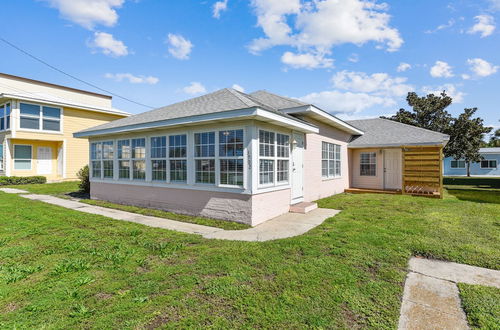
0, 36, 155, 109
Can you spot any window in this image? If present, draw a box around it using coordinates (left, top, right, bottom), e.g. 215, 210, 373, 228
480, 159, 497, 169
132, 138, 146, 180
450, 160, 466, 169
276, 133, 289, 183
90, 141, 113, 179
219, 130, 244, 186
322, 142, 341, 178
195, 132, 215, 184
151, 136, 167, 181
14, 145, 32, 170
20, 103, 61, 132
0, 103, 10, 131
169, 134, 187, 182
117, 140, 131, 179
360, 152, 377, 176
259, 130, 275, 185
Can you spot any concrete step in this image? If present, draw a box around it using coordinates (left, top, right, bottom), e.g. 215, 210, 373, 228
290, 202, 318, 214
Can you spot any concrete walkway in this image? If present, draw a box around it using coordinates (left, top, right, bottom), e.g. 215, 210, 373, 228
399, 257, 500, 330
0, 189, 339, 241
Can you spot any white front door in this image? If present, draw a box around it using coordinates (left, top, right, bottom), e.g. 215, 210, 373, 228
37, 147, 52, 175
291, 132, 304, 203
383, 149, 402, 190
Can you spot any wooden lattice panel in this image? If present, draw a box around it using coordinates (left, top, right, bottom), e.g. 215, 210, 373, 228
402, 146, 443, 198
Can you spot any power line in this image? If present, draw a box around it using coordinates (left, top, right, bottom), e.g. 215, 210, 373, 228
0, 36, 155, 110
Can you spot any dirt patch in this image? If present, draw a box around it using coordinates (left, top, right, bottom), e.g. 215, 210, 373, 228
95, 292, 113, 300
3, 302, 19, 313
146, 307, 182, 329
340, 304, 363, 329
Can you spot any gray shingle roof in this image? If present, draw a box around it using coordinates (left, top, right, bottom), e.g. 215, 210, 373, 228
250, 90, 308, 109
347, 118, 449, 147
77, 88, 304, 134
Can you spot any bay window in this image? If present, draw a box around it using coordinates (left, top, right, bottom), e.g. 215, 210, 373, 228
360, 152, 377, 176
151, 136, 167, 181
20, 103, 61, 132
195, 132, 215, 184
91, 141, 113, 179
322, 142, 341, 178
219, 129, 244, 186
169, 134, 187, 182
259, 130, 275, 185
102, 141, 114, 178
90, 142, 102, 178
132, 138, 146, 180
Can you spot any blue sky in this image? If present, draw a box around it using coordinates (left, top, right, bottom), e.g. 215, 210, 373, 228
1, 0, 499, 133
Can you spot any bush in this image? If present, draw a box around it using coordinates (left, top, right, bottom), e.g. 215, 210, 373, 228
0, 176, 47, 186
77, 165, 90, 193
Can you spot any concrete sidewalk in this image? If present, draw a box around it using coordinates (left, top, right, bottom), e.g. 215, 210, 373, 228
398, 257, 500, 330
0, 189, 339, 241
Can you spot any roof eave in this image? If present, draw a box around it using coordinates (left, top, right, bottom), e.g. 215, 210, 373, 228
348, 141, 448, 148
281, 105, 364, 135
74, 107, 318, 138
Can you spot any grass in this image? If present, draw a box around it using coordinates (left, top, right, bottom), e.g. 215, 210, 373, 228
4, 181, 250, 230
0, 179, 498, 328
459, 284, 500, 329
444, 176, 500, 191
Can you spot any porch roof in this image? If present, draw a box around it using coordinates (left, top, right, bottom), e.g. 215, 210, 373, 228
346, 118, 449, 148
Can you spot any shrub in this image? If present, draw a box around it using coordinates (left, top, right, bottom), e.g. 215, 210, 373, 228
77, 165, 90, 193
0, 176, 46, 186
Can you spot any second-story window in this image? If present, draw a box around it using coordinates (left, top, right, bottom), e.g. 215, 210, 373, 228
20, 103, 61, 132
0, 103, 10, 131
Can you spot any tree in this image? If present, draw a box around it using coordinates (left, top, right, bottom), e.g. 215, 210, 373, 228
440, 108, 492, 176
486, 128, 500, 147
384, 91, 453, 133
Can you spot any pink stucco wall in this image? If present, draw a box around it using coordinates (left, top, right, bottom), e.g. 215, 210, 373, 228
302, 117, 352, 202
251, 188, 291, 226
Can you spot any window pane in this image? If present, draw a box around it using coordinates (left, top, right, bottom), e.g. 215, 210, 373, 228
103, 160, 113, 178
132, 138, 145, 159
259, 130, 275, 157
133, 160, 146, 179
119, 160, 130, 179
5, 103, 10, 129
277, 134, 289, 158
92, 161, 101, 178
20, 103, 40, 116
42, 119, 60, 131
360, 152, 376, 176
196, 159, 215, 183
20, 117, 39, 130
259, 159, 274, 184
194, 132, 215, 157
102, 141, 113, 159
91, 142, 102, 160
42, 106, 61, 119
169, 135, 187, 158
151, 136, 167, 158
219, 129, 244, 157
220, 159, 243, 186
14, 160, 31, 170
277, 159, 289, 183
118, 140, 130, 159
152, 160, 167, 181
14, 145, 32, 159
170, 160, 187, 182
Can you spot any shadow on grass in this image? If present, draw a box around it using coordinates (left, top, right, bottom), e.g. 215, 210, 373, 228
446, 189, 500, 204
444, 177, 500, 190
66, 191, 90, 199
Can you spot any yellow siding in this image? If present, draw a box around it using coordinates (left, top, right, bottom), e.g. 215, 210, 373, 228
9, 139, 61, 180
10, 107, 125, 180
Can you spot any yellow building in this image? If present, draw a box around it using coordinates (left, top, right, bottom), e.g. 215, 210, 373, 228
0, 73, 129, 181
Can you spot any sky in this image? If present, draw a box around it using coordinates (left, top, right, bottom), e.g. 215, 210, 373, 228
1, 0, 499, 135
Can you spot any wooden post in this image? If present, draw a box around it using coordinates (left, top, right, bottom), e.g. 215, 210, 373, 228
401, 147, 406, 195
439, 146, 444, 199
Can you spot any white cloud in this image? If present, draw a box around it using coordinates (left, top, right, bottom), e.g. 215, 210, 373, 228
430, 60, 454, 78
489, 0, 500, 11
232, 84, 245, 92
281, 51, 333, 69
43, 0, 124, 29
425, 19, 455, 34
397, 62, 411, 72
298, 70, 413, 114
466, 58, 499, 77
249, 0, 402, 67
104, 73, 159, 85
89, 32, 128, 57
422, 84, 464, 103
213, 0, 228, 19
468, 15, 495, 38
166, 33, 193, 60
183, 82, 206, 95
331, 70, 413, 97
348, 53, 359, 63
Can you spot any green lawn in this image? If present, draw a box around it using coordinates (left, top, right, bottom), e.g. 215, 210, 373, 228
0, 179, 498, 328
459, 284, 500, 329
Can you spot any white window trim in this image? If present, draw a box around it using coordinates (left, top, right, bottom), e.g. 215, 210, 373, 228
194, 130, 217, 185
150, 136, 167, 182
13, 144, 32, 171
322, 141, 342, 180
450, 159, 466, 169
18, 102, 63, 134
168, 133, 188, 184
0, 102, 12, 132
131, 137, 147, 180
116, 139, 132, 181
258, 129, 291, 188
218, 129, 245, 188
360, 152, 377, 176
480, 159, 497, 169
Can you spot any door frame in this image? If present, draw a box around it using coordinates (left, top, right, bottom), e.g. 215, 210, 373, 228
290, 132, 304, 204
37, 146, 52, 175
383, 148, 402, 190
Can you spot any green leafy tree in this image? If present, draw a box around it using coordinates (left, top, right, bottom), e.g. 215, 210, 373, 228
487, 128, 500, 147
439, 108, 492, 176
